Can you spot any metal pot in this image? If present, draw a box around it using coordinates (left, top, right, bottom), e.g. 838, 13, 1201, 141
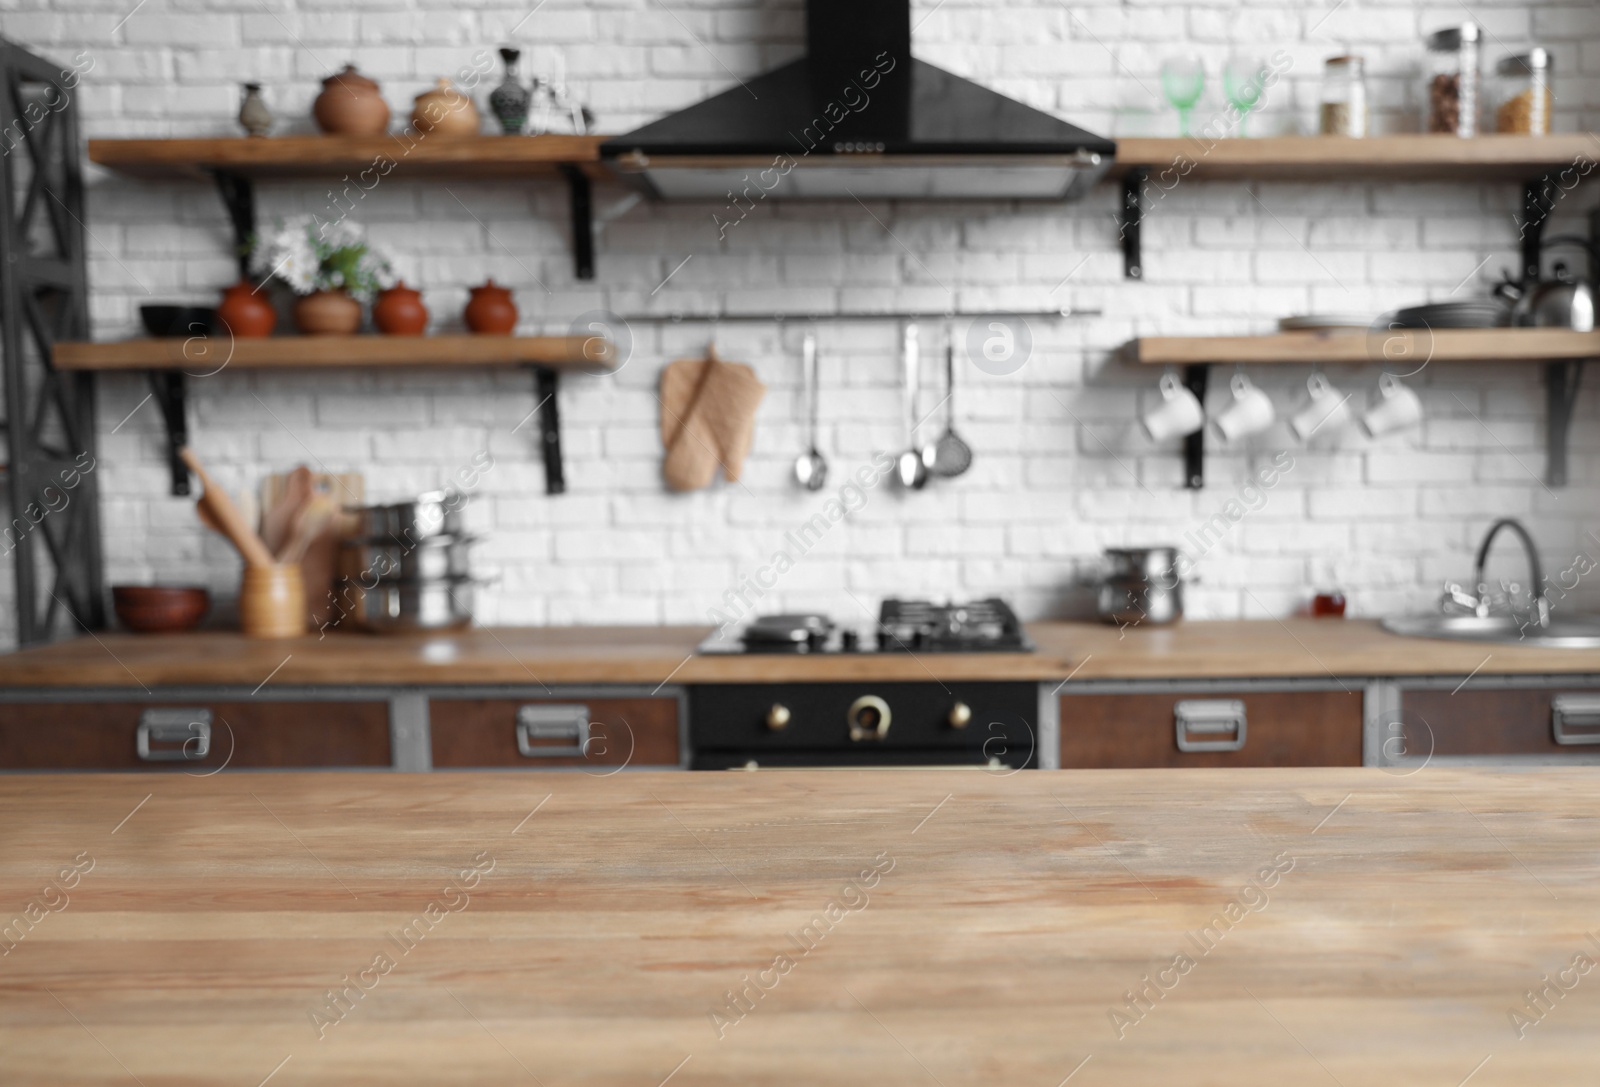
1098, 577, 1183, 626
333, 576, 475, 633
347, 490, 471, 543
1104, 546, 1181, 585
338, 536, 477, 582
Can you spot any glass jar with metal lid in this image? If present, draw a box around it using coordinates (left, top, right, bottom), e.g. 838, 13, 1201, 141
1493, 49, 1553, 134
1424, 22, 1480, 136
1319, 55, 1369, 136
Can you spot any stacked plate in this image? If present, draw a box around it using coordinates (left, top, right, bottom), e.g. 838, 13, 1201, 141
1383, 299, 1511, 329
336, 491, 478, 633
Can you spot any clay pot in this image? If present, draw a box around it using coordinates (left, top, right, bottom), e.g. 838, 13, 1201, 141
463, 280, 517, 334
412, 78, 481, 137
293, 289, 362, 336
216, 280, 277, 338
313, 65, 390, 136
373, 281, 428, 335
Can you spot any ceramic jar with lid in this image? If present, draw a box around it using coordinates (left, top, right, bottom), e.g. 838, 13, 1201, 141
373, 282, 428, 335
313, 65, 390, 136
412, 78, 481, 137
216, 280, 277, 338
463, 280, 517, 334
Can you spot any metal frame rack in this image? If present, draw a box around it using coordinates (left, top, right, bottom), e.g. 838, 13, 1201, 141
0, 37, 104, 644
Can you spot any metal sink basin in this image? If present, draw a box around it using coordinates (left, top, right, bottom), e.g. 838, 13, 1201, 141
1382, 613, 1600, 649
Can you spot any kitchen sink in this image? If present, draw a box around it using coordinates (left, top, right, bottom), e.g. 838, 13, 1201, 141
1381, 613, 1600, 649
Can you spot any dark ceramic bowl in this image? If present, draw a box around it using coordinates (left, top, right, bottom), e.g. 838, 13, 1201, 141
112, 585, 211, 634
140, 305, 217, 338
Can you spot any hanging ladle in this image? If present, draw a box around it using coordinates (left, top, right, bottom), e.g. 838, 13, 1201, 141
896, 323, 930, 489
793, 331, 828, 490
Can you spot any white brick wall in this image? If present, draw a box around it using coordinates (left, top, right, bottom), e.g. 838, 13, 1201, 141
4, 0, 1600, 644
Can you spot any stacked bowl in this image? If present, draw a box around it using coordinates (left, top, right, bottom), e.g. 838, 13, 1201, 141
336, 491, 478, 632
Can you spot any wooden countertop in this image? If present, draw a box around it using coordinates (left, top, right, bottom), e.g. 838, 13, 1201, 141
2, 619, 1598, 689
0, 621, 1593, 688
3, 768, 1597, 1084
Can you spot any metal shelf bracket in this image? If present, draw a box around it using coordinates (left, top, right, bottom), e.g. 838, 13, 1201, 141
1182, 364, 1209, 489
1121, 167, 1148, 280
147, 371, 190, 496
1546, 359, 1585, 487
561, 164, 595, 281
532, 366, 566, 495
212, 169, 256, 278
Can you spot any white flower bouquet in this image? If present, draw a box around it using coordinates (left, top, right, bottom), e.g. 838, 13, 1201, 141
247, 216, 394, 302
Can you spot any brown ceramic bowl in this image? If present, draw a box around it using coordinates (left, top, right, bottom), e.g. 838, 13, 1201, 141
112, 585, 211, 634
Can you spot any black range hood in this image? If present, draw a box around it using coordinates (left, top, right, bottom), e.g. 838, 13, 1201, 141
600, 0, 1115, 201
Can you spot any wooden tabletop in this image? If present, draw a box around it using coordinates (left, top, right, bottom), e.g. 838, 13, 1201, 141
2, 769, 1596, 1085
1, 620, 1598, 689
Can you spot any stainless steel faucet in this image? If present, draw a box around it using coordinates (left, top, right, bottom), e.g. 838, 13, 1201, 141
1442, 518, 1550, 628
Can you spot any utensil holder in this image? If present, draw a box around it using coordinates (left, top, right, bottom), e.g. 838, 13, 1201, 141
239, 564, 306, 638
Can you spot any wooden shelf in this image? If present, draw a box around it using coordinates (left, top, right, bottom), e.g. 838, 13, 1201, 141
53, 334, 614, 372
1110, 134, 1600, 181
1132, 328, 1600, 366
88, 134, 608, 181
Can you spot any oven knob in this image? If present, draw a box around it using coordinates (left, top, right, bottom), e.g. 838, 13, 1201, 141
948, 702, 972, 729
766, 704, 791, 731
848, 695, 891, 741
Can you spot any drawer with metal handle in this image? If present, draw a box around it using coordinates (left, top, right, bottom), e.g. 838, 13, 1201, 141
1551, 695, 1600, 745
1174, 700, 1247, 753
430, 695, 683, 768
136, 708, 213, 761
0, 700, 391, 770
1060, 689, 1362, 768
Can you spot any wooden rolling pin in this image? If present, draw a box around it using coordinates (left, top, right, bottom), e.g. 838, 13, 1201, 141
178, 447, 276, 568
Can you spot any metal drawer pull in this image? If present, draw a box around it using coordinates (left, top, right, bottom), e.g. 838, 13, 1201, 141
136, 709, 212, 761
1174, 700, 1247, 753
1551, 695, 1600, 745
516, 704, 591, 757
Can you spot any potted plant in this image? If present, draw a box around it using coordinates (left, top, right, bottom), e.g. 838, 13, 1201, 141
247, 216, 393, 335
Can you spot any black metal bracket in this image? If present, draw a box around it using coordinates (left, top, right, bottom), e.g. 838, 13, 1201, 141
532, 366, 566, 495
1546, 359, 1585, 487
147, 371, 190, 496
1520, 175, 1561, 285
1120, 168, 1148, 280
212, 169, 256, 279
561, 164, 595, 281
1182, 363, 1209, 489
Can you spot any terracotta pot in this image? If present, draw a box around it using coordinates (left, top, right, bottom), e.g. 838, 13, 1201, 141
412, 78, 481, 137
215, 280, 277, 338
313, 65, 390, 136
373, 281, 428, 335
463, 280, 517, 334
293, 289, 362, 336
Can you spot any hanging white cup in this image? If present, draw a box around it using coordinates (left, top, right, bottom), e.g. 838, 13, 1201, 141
1361, 373, 1423, 437
1141, 370, 1205, 442
1212, 372, 1275, 443
1290, 373, 1353, 441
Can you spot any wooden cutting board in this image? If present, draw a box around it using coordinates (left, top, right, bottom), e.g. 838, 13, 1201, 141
2, 768, 1597, 1084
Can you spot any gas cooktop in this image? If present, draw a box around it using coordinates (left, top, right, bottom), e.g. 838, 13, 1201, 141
698, 598, 1035, 655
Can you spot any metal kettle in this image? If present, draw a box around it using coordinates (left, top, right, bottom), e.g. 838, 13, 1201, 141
1495, 237, 1598, 331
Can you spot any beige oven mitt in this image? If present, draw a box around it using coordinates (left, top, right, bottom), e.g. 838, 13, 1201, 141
660, 348, 766, 491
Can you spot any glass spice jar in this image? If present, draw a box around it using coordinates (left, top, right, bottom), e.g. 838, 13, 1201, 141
1319, 55, 1369, 136
1493, 49, 1553, 134
1424, 22, 1480, 136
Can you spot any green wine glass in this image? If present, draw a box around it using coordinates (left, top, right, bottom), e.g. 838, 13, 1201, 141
1160, 56, 1205, 137
1223, 56, 1270, 136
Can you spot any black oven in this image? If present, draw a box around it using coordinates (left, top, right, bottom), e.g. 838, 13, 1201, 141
688, 682, 1038, 769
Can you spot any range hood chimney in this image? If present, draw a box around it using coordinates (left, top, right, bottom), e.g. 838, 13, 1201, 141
601, 0, 1115, 201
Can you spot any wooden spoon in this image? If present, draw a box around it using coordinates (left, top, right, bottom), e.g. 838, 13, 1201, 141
179, 447, 276, 568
